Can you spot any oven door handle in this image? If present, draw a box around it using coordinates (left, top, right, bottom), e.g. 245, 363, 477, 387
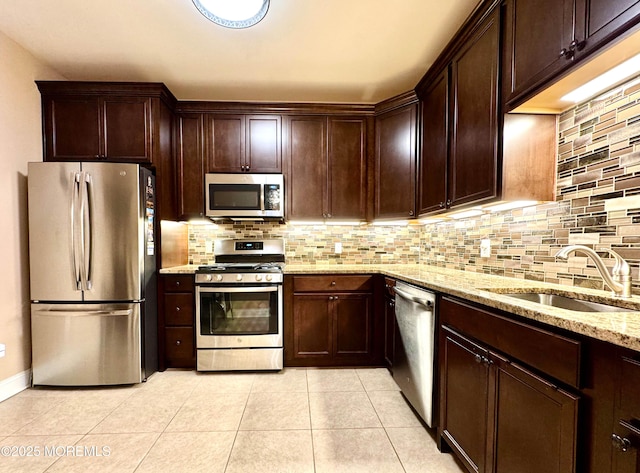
197, 286, 279, 293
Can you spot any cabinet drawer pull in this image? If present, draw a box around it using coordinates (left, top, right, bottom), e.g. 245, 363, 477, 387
175, 281, 180, 287
175, 340, 182, 346
474, 354, 483, 363
331, 281, 336, 286
176, 306, 181, 312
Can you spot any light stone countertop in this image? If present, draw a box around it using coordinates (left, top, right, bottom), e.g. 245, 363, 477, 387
160, 263, 640, 352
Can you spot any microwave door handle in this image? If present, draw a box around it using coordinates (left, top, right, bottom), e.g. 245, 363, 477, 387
70, 172, 82, 290
261, 184, 266, 213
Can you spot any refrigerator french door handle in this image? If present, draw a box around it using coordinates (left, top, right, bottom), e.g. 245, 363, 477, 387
70, 172, 82, 290
84, 172, 94, 290
78, 171, 87, 291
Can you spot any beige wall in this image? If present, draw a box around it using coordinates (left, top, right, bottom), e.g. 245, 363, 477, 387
0, 31, 64, 383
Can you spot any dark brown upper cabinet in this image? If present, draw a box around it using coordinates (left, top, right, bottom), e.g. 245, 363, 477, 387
418, 5, 501, 216
36, 81, 177, 220
207, 114, 281, 173
175, 113, 205, 219
40, 93, 152, 162
449, 6, 501, 209
374, 96, 417, 220
418, 70, 449, 215
285, 115, 367, 221
504, 0, 640, 108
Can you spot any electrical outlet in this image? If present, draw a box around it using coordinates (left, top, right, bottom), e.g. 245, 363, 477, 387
480, 238, 491, 258
0, 343, 5, 358
334, 242, 342, 254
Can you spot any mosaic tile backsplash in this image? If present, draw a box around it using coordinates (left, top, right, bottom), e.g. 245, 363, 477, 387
189, 76, 640, 294
189, 223, 422, 265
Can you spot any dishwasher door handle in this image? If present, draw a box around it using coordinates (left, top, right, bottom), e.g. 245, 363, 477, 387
394, 287, 434, 310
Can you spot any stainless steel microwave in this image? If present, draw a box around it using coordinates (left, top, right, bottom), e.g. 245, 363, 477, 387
205, 173, 284, 219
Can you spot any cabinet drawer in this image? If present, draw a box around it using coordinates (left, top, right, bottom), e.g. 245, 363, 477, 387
164, 293, 194, 326
441, 297, 582, 388
162, 274, 194, 292
292, 275, 373, 293
165, 327, 194, 367
620, 356, 640, 420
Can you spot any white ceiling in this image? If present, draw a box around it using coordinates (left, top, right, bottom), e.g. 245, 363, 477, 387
0, 0, 480, 103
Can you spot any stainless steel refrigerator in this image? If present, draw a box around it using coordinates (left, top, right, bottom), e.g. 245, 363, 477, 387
28, 162, 157, 386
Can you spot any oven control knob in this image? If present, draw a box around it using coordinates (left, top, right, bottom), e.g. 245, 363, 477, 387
266, 274, 273, 282
215, 274, 223, 282
255, 274, 263, 281
204, 274, 213, 282
236, 274, 243, 281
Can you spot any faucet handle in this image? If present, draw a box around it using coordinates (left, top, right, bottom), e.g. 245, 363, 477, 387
600, 248, 630, 277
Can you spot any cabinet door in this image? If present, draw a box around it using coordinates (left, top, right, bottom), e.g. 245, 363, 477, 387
579, 0, 640, 52
384, 296, 395, 368
449, 7, 500, 208
375, 104, 417, 219
102, 96, 151, 162
418, 70, 449, 215
246, 115, 281, 173
328, 117, 367, 220
176, 114, 205, 219
292, 294, 332, 360
492, 354, 579, 473
333, 293, 372, 360
43, 96, 101, 161
504, 0, 575, 104
440, 326, 490, 473
207, 115, 245, 172
613, 356, 640, 473
286, 116, 327, 220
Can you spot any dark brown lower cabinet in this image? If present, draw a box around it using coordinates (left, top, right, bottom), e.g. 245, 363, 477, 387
439, 298, 580, 473
158, 274, 195, 369
613, 355, 640, 473
284, 274, 380, 367
440, 327, 490, 473
383, 277, 396, 368
492, 352, 579, 473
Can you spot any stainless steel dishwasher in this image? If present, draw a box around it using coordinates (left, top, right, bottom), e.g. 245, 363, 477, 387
392, 281, 436, 427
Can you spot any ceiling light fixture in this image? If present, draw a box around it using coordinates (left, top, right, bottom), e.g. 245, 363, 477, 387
192, 0, 270, 29
561, 53, 640, 103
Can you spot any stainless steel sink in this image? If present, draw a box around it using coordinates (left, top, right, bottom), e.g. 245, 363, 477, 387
501, 292, 636, 313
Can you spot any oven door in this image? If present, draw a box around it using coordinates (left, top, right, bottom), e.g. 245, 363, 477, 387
196, 284, 283, 349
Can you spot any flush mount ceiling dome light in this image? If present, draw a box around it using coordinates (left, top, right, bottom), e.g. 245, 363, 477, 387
192, 0, 270, 29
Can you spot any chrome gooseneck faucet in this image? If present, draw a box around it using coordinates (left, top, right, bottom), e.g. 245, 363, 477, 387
555, 245, 633, 298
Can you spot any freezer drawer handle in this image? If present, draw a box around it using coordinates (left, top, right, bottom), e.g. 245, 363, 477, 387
394, 287, 434, 310
34, 309, 133, 317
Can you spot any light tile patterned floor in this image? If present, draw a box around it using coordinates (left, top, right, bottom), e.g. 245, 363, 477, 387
0, 368, 466, 473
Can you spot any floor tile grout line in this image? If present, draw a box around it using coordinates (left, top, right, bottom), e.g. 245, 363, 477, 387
301, 368, 319, 473
222, 374, 254, 473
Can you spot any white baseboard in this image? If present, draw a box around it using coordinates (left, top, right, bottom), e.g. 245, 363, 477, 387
0, 369, 32, 402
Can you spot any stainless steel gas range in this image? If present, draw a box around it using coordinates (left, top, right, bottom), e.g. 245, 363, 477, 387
195, 239, 284, 371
